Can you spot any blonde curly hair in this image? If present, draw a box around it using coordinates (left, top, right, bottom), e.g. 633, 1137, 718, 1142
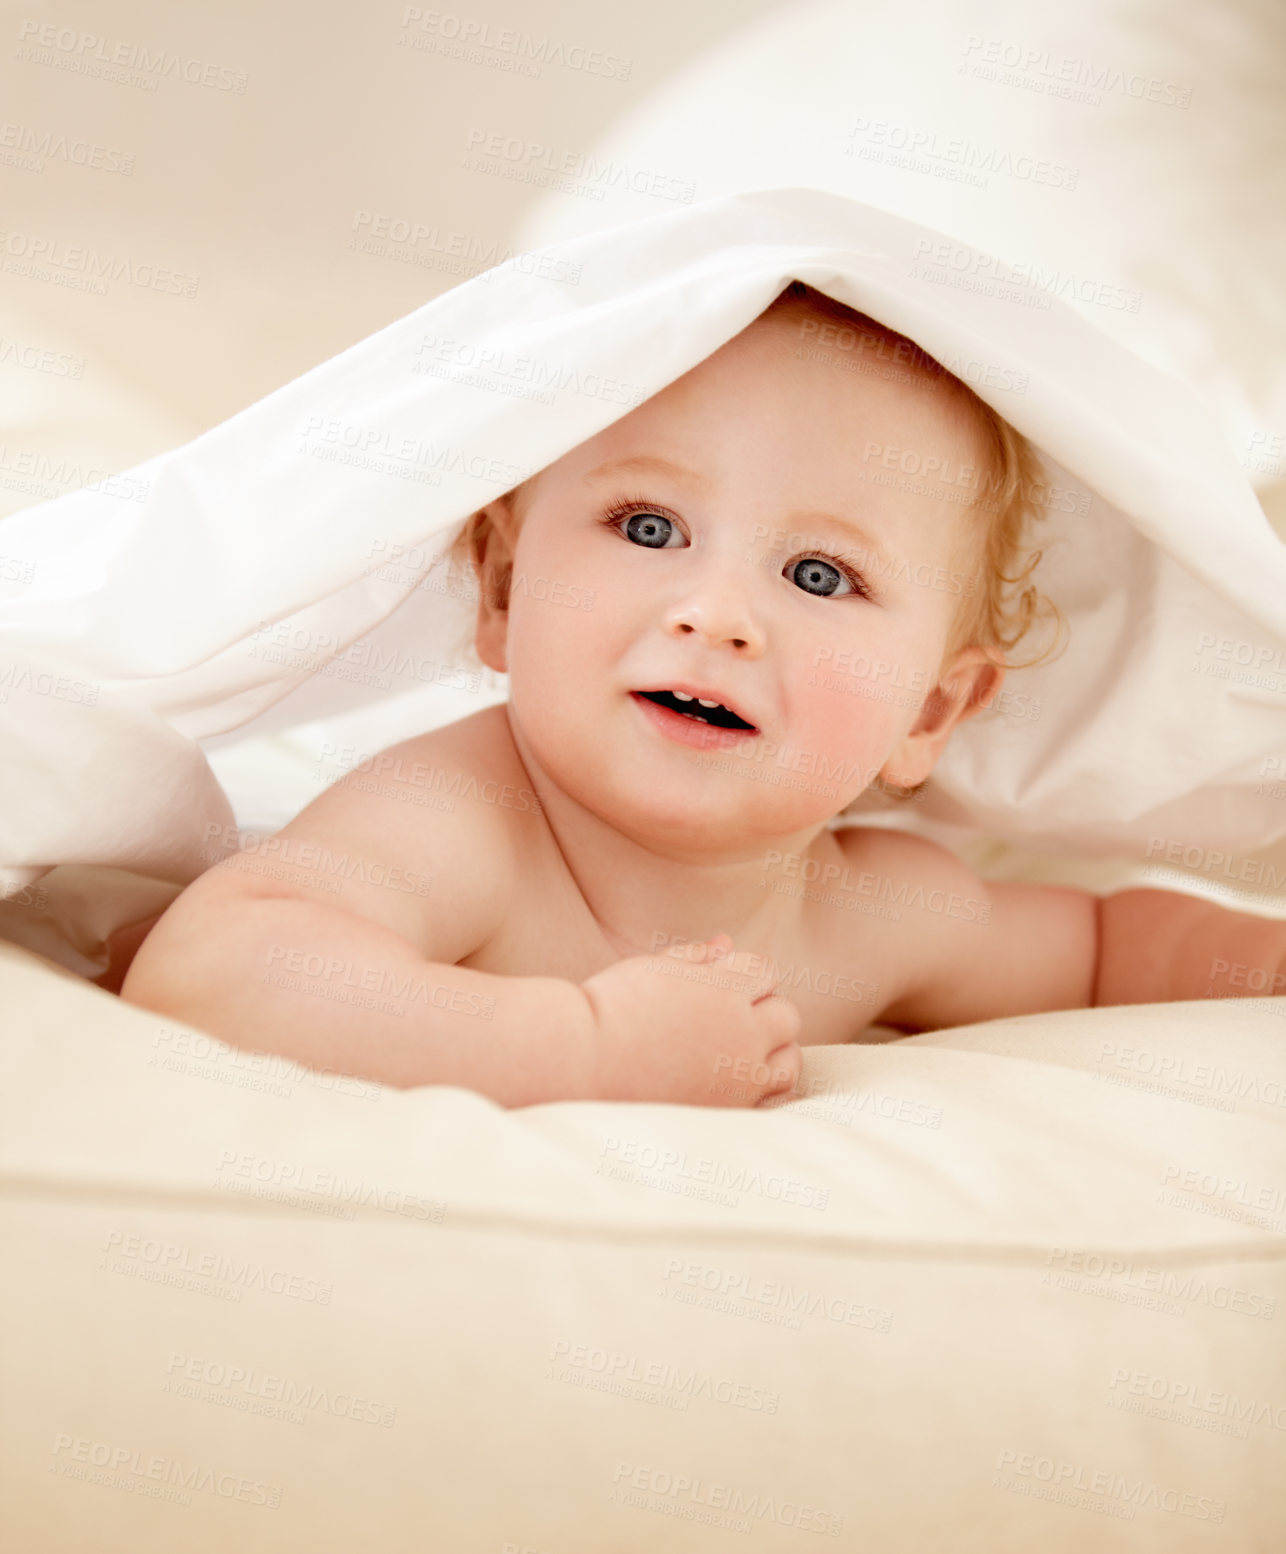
444, 280, 1068, 802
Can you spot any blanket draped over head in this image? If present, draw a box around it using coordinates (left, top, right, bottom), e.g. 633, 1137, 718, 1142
2, 187, 1284, 974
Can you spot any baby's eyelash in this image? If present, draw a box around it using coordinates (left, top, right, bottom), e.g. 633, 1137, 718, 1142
598, 496, 873, 601
793, 548, 872, 601
600, 494, 672, 526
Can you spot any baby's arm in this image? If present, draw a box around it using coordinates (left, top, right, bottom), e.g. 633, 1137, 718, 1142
1095, 887, 1286, 1005
848, 830, 1286, 1034
120, 745, 798, 1107
120, 757, 597, 1106
123, 875, 599, 1105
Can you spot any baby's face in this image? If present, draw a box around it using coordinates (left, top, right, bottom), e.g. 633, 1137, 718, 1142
477, 306, 995, 850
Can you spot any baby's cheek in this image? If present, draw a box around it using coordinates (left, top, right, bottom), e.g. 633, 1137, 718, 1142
507, 584, 598, 665
796, 671, 902, 784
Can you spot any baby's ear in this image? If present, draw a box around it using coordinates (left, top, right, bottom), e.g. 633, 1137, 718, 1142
468, 498, 518, 572
882, 649, 1005, 789
918, 648, 1005, 733
471, 499, 518, 675
953, 650, 1006, 723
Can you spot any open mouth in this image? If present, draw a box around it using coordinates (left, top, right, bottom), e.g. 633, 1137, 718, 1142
636, 690, 757, 732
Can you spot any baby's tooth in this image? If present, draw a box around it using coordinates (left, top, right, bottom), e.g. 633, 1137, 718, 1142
697, 698, 718, 708
672, 690, 694, 702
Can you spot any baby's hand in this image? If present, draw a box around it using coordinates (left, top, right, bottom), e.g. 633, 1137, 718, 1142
577, 934, 802, 1108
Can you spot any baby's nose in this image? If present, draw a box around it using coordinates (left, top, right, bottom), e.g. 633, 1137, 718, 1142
664, 573, 764, 653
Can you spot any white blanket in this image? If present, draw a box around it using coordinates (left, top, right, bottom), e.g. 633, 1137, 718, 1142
2, 186, 1284, 967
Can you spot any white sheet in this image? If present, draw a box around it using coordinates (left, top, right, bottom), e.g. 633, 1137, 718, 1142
1, 186, 1284, 968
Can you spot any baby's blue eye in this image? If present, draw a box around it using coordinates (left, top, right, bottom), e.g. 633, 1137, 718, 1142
788, 557, 852, 598
619, 510, 679, 549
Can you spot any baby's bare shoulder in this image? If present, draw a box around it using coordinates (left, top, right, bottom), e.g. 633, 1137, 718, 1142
205, 706, 530, 966
835, 823, 1097, 1033
830, 825, 984, 1018
835, 824, 993, 922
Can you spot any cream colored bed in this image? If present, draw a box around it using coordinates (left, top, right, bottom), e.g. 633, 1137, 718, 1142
3, 936, 1283, 1550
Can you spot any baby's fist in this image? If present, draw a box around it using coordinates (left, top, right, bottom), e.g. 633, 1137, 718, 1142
579, 932, 802, 1107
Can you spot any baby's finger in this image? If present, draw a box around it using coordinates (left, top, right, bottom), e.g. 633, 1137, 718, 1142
759, 1040, 802, 1099
669, 933, 731, 963
741, 961, 787, 1003
705, 944, 780, 998
754, 993, 802, 1046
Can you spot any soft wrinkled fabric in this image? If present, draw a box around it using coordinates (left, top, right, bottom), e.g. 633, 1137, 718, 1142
1, 187, 1284, 961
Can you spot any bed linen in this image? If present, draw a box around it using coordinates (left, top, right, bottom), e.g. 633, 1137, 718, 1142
1, 187, 1284, 976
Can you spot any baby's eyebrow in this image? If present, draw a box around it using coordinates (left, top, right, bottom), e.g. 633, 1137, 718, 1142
583, 455, 895, 570
583, 455, 710, 491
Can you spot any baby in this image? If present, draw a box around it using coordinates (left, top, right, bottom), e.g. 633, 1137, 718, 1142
118, 282, 1286, 1108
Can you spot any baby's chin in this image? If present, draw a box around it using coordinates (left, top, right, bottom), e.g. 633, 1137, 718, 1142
562, 758, 848, 853
592, 801, 816, 857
